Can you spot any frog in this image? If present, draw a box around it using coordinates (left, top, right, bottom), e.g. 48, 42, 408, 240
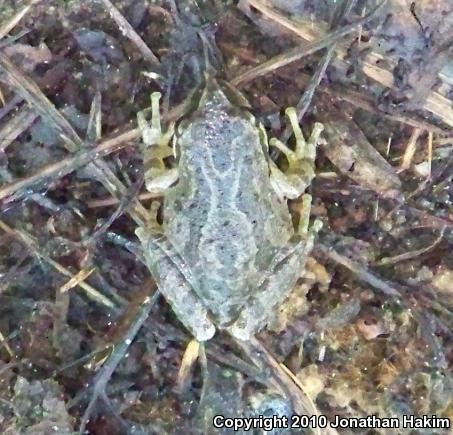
135, 73, 324, 342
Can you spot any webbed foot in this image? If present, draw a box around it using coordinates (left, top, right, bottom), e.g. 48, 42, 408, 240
269, 107, 324, 199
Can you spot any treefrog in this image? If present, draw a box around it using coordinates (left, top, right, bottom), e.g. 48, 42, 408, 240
135, 74, 323, 341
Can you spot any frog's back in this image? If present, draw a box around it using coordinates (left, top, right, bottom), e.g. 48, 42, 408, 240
162, 79, 293, 325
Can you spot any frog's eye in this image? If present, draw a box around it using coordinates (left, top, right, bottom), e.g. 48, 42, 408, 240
177, 119, 189, 134
185, 84, 206, 113
257, 123, 269, 154
245, 112, 256, 124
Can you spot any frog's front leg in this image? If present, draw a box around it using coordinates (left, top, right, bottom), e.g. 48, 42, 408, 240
269, 108, 324, 199
137, 92, 178, 193
229, 195, 322, 341
136, 205, 215, 341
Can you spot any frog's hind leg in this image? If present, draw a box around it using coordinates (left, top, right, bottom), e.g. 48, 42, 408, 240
269, 108, 323, 199
228, 195, 322, 341
136, 203, 215, 341
137, 227, 216, 341
137, 92, 178, 193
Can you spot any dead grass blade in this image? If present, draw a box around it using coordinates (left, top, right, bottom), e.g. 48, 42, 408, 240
0, 54, 150, 224
86, 191, 158, 209
234, 336, 332, 435
0, 329, 14, 358
0, 1, 35, 40
76, 284, 158, 434
288, 0, 355, 129
0, 54, 81, 151
239, 0, 453, 127
176, 339, 201, 393
100, 0, 161, 69
316, 243, 402, 298
0, 85, 5, 106
331, 87, 447, 134
0, 219, 116, 309
59, 268, 95, 293
0, 104, 38, 151
232, 0, 387, 87
376, 227, 445, 266
400, 128, 422, 171
0, 128, 139, 202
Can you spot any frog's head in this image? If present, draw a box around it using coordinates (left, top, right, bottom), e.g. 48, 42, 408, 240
185, 72, 252, 119
180, 26, 253, 121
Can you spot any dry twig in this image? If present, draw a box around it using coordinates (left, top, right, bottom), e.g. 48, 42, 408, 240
0, 220, 116, 308
99, 0, 161, 69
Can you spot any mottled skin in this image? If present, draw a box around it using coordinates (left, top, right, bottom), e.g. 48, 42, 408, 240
136, 76, 323, 341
